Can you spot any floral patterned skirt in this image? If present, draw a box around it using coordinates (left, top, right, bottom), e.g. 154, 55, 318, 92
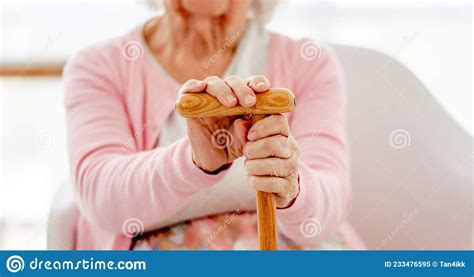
132, 211, 347, 250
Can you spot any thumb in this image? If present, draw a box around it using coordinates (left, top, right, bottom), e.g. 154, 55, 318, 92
228, 119, 251, 156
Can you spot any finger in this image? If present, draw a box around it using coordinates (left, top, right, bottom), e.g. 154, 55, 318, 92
246, 75, 270, 93
179, 79, 207, 94
243, 135, 292, 159
225, 75, 256, 107
231, 119, 251, 146
245, 156, 298, 177
248, 176, 300, 208
247, 114, 289, 141
247, 176, 293, 195
205, 76, 237, 107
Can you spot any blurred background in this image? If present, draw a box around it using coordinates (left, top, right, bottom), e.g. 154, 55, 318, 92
0, 0, 471, 249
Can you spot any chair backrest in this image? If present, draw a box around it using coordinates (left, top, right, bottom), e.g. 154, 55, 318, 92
333, 44, 472, 250
47, 180, 78, 249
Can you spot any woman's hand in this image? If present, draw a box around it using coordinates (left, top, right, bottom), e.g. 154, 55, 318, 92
182, 75, 270, 172
243, 115, 300, 208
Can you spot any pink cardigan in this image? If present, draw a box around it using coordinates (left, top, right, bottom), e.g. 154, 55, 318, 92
63, 26, 365, 250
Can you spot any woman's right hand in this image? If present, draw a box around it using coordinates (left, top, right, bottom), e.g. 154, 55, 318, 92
180, 75, 271, 173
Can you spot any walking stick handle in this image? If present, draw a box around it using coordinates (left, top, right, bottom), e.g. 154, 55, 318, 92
176, 88, 296, 250
176, 88, 295, 118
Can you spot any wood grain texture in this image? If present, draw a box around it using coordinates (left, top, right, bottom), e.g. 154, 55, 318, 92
256, 191, 278, 250
176, 88, 295, 118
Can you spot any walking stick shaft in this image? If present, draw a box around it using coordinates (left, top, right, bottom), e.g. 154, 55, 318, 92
253, 113, 278, 250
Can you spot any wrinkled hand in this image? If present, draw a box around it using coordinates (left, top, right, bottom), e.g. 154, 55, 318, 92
244, 115, 300, 208
182, 75, 270, 172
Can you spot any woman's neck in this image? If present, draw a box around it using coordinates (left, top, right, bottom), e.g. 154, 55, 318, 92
144, 15, 247, 83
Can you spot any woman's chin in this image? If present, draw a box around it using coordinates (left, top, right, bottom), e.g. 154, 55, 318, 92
181, 0, 229, 17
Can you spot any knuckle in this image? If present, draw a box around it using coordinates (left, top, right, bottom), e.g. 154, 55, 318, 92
243, 85, 254, 94
246, 75, 257, 84
244, 158, 250, 169
274, 136, 286, 154
276, 135, 287, 145
236, 84, 254, 97
185, 79, 198, 85
221, 89, 233, 96
249, 177, 262, 190
243, 143, 252, 157
247, 176, 255, 186
225, 75, 241, 82
293, 142, 301, 156
258, 116, 271, 130
274, 161, 286, 177
247, 177, 255, 188
277, 181, 286, 194
216, 86, 233, 97
269, 114, 281, 125
289, 158, 299, 173
280, 180, 291, 194
244, 159, 255, 173
283, 162, 293, 176
237, 87, 253, 98
277, 114, 286, 123
274, 114, 288, 128
205, 76, 220, 83
180, 80, 197, 93
262, 139, 274, 155
277, 160, 293, 177
279, 138, 292, 158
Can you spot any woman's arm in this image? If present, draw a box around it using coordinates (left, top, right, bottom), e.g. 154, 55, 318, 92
64, 48, 227, 234
277, 42, 351, 246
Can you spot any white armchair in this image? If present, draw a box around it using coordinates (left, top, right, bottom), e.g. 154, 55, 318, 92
335, 45, 472, 250
47, 179, 78, 250
47, 44, 472, 250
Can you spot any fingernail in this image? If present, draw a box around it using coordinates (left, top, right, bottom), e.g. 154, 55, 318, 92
248, 131, 257, 141
244, 94, 255, 105
226, 95, 237, 104
256, 81, 266, 88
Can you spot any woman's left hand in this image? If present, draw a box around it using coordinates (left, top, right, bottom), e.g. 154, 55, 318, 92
243, 115, 300, 208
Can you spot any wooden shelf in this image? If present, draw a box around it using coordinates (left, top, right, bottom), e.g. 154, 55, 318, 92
0, 64, 64, 77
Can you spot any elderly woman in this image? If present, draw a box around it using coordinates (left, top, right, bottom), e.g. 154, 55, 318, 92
64, 0, 364, 250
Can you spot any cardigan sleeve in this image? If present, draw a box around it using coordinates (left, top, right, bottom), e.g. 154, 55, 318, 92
276, 41, 352, 246
64, 47, 227, 234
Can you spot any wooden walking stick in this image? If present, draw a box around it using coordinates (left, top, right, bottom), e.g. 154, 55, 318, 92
176, 88, 296, 250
